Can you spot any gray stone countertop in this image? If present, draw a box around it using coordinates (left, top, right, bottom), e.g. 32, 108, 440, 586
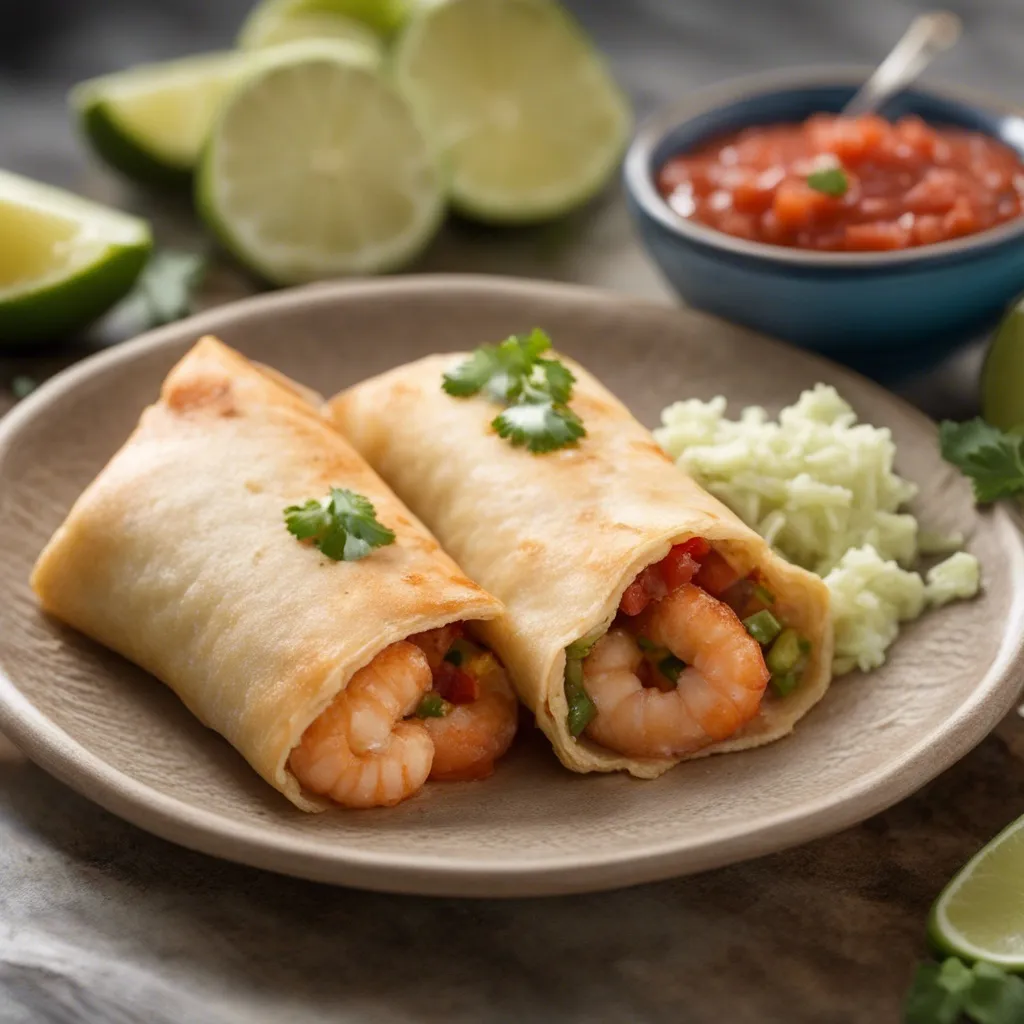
3, 1, 1024, 1020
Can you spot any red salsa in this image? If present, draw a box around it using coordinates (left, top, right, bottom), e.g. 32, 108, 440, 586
656, 113, 1024, 251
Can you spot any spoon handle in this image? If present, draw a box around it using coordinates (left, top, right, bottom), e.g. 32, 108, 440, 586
842, 11, 962, 117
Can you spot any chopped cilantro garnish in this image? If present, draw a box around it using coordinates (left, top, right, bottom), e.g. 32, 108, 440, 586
443, 329, 586, 454
564, 659, 597, 737
493, 399, 585, 454
806, 166, 849, 197
939, 417, 1024, 504
284, 487, 395, 562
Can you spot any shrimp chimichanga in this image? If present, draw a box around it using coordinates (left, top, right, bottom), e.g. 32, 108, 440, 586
328, 337, 833, 778
31, 337, 517, 810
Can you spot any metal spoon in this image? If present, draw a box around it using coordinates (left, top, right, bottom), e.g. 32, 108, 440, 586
842, 11, 962, 117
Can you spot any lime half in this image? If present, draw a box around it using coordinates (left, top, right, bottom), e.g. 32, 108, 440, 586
0, 170, 151, 346
392, 0, 632, 223
197, 41, 444, 284
928, 812, 1024, 970
237, 0, 385, 55
982, 296, 1024, 433
238, 0, 409, 47
72, 53, 248, 187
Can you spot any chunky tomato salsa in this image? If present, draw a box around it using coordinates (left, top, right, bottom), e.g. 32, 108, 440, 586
655, 113, 1024, 252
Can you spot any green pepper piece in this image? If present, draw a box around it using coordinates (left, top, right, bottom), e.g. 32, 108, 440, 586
766, 629, 804, 675
636, 636, 660, 652
443, 647, 463, 666
564, 659, 598, 737
657, 654, 686, 686
565, 625, 607, 661
770, 671, 800, 698
752, 583, 775, 606
743, 609, 782, 646
415, 692, 450, 718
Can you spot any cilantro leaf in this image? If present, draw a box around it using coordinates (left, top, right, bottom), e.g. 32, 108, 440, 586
442, 328, 586, 454
964, 962, 1024, 1024
284, 488, 395, 561
536, 358, 575, 404
904, 959, 972, 1024
806, 166, 849, 197
939, 418, 1024, 503
442, 347, 500, 397
493, 400, 585, 453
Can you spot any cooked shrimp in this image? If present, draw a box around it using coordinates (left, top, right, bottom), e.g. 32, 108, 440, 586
582, 584, 769, 759
289, 641, 434, 808
424, 654, 519, 781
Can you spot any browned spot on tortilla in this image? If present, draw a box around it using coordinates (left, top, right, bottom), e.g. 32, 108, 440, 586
450, 575, 485, 593
518, 539, 544, 557
403, 572, 426, 587
631, 439, 673, 462
577, 508, 597, 523
166, 375, 236, 416
244, 480, 263, 493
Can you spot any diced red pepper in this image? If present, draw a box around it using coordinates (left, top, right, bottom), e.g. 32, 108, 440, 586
435, 662, 479, 704
693, 549, 740, 597
659, 548, 700, 592
619, 577, 651, 616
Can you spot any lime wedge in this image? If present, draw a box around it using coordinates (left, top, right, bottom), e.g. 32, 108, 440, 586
0, 170, 151, 346
196, 40, 444, 284
238, 0, 409, 47
982, 296, 1024, 433
237, 0, 385, 55
392, 0, 632, 223
928, 812, 1024, 969
71, 53, 248, 187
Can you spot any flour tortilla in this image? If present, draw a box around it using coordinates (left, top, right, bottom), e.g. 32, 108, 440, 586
31, 337, 502, 809
328, 353, 833, 778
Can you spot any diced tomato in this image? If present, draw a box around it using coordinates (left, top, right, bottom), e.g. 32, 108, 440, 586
843, 221, 911, 251
771, 179, 836, 231
619, 578, 650, 616
693, 549, 740, 597
435, 662, 479, 704
676, 537, 710, 559
659, 547, 700, 591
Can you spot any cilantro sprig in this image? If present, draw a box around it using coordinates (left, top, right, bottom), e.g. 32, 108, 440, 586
284, 487, 395, 561
905, 957, 1024, 1024
939, 418, 1024, 504
806, 165, 849, 197
442, 328, 586, 454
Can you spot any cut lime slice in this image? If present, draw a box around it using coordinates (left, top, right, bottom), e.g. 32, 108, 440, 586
392, 0, 632, 223
928, 812, 1024, 970
0, 170, 151, 346
237, 0, 385, 55
71, 53, 248, 188
982, 296, 1024, 433
238, 0, 410, 47
197, 41, 445, 284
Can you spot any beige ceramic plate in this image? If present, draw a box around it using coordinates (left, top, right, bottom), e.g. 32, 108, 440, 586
1, 276, 1022, 897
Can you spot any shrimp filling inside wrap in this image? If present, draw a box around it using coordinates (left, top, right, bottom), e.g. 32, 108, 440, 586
565, 540, 811, 760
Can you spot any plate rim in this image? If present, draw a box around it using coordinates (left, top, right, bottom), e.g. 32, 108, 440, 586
2, 274, 1023, 898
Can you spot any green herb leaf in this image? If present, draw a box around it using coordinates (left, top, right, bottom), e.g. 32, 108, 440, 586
493, 400, 586, 453
940, 418, 1024, 503
806, 166, 849, 197
443, 329, 586, 454
284, 487, 395, 562
904, 959, 972, 1024
564, 659, 597, 737
964, 961, 1024, 1024
415, 692, 450, 718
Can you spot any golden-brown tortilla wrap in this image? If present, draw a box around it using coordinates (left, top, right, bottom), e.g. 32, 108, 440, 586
31, 337, 502, 810
328, 353, 833, 779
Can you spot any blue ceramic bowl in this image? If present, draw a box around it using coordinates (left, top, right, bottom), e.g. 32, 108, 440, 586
624, 67, 1024, 377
